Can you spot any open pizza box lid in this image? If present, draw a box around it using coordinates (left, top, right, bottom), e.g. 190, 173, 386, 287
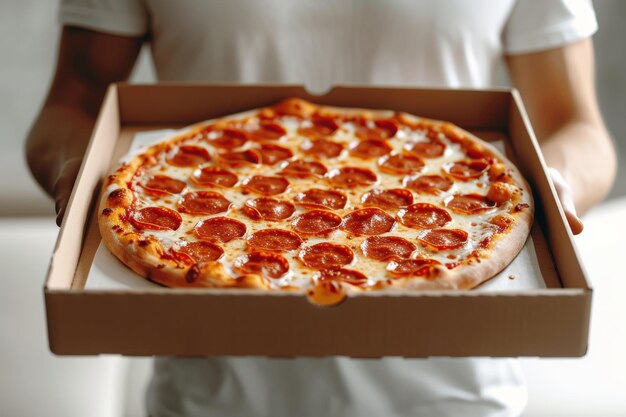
44, 84, 591, 357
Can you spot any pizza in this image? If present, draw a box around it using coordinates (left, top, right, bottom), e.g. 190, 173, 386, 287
98, 98, 533, 306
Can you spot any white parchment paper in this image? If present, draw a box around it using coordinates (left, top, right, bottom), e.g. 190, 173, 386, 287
85, 130, 547, 291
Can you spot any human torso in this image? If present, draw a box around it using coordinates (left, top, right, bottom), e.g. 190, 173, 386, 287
146, 0, 516, 89
142, 1, 525, 416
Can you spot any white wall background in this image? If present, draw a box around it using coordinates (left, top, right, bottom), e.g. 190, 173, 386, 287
1, 1, 625, 416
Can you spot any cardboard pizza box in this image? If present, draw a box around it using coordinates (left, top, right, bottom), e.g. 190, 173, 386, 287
44, 84, 591, 357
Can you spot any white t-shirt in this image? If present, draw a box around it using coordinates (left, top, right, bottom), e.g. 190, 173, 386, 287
58, 1, 597, 416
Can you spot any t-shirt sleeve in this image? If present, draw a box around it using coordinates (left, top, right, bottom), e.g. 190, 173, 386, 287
503, 0, 598, 55
58, 0, 149, 36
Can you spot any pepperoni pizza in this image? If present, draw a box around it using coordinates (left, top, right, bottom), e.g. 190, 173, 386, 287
98, 98, 533, 306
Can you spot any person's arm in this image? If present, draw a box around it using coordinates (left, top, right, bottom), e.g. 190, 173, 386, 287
26, 26, 143, 225
507, 39, 617, 233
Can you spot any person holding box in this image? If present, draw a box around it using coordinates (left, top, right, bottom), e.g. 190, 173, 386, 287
27, 1, 616, 416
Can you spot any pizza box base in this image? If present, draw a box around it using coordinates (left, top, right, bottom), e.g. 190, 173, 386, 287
44, 84, 591, 357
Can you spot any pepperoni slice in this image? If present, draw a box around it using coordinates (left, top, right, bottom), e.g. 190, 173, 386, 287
292, 210, 342, 236
249, 122, 287, 141
398, 203, 452, 229
242, 175, 289, 195
419, 228, 468, 250
142, 175, 186, 194
281, 159, 328, 177
177, 191, 231, 215
445, 194, 496, 214
295, 188, 347, 210
326, 167, 377, 187
232, 251, 289, 279
191, 166, 238, 188
247, 229, 302, 251
258, 144, 293, 165
131, 207, 182, 231
315, 268, 368, 287
208, 128, 248, 149
361, 189, 413, 210
361, 236, 416, 261
406, 139, 446, 159
355, 119, 398, 140
386, 258, 442, 278
216, 149, 261, 166
167, 146, 211, 167
298, 243, 354, 269
243, 198, 295, 221
177, 241, 224, 264
378, 153, 424, 175
442, 159, 490, 181
403, 174, 452, 194
341, 208, 395, 236
349, 139, 392, 159
301, 139, 344, 159
313, 116, 340, 134
194, 217, 246, 243
298, 117, 339, 138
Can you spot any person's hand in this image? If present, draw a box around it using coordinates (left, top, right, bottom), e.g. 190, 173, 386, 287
547, 167, 584, 235
53, 157, 83, 226
25, 27, 144, 227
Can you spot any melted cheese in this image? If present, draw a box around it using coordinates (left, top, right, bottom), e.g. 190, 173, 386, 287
120, 113, 527, 290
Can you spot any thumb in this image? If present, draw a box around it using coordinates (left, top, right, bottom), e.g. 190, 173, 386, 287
547, 167, 584, 235
53, 157, 83, 227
